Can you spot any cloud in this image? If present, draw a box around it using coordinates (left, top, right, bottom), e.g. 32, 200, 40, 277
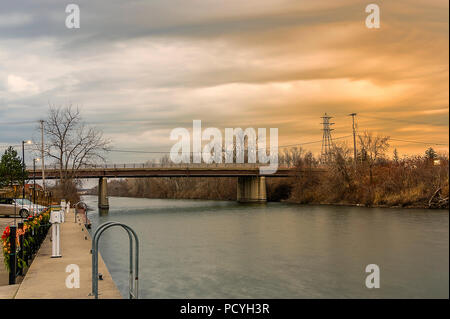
0, 13, 33, 28
7, 74, 40, 93
0, 0, 448, 161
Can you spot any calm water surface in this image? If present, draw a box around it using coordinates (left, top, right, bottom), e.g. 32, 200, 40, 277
82, 195, 449, 298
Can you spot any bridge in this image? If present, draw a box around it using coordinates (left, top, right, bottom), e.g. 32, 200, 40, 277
27, 163, 322, 208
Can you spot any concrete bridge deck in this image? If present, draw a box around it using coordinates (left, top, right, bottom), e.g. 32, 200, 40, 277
26, 164, 323, 206
27, 164, 310, 179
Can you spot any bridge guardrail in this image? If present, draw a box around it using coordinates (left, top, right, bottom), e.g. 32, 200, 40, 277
30, 163, 297, 170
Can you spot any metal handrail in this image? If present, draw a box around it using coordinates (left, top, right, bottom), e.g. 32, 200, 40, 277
91, 221, 139, 299
92, 221, 134, 298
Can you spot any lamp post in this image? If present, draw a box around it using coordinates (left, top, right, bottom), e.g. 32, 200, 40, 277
33, 158, 40, 215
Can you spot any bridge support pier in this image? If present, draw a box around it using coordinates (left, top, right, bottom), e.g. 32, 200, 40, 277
237, 176, 267, 203
98, 177, 109, 210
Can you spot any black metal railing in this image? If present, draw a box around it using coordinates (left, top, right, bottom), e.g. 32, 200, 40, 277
7, 210, 51, 285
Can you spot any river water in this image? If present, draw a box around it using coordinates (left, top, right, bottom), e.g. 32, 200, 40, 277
82, 195, 449, 299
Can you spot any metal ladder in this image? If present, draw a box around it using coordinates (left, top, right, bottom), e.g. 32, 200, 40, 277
91, 221, 139, 299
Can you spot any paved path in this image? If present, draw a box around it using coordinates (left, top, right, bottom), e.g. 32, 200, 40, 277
13, 210, 122, 299
0, 284, 19, 299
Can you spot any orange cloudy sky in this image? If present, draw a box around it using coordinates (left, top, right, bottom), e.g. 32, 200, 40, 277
0, 0, 448, 162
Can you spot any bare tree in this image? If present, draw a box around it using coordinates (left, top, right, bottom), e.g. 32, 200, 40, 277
329, 143, 353, 188
43, 105, 111, 197
358, 130, 390, 185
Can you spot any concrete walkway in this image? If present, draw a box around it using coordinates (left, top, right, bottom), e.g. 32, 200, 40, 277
0, 284, 19, 299
13, 210, 122, 299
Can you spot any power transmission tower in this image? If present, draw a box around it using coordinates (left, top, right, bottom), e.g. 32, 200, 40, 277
320, 113, 334, 163
349, 113, 357, 167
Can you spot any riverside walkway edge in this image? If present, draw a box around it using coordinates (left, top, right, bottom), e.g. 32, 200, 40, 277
13, 209, 122, 299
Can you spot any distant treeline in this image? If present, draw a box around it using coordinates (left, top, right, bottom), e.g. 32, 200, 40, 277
86, 176, 296, 202
88, 133, 449, 209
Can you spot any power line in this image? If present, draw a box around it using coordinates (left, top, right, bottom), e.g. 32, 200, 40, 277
389, 138, 448, 146
279, 135, 352, 148
0, 143, 29, 148
0, 120, 39, 126
106, 135, 354, 154
109, 149, 169, 154
2, 134, 446, 154
359, 114, 448, 127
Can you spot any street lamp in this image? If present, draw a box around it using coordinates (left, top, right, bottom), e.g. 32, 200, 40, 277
21, 140, 32, 219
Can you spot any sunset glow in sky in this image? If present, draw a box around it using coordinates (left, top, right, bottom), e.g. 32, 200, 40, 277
0, 0, 448, 163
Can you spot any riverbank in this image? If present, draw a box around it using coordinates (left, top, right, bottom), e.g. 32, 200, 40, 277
4, 209, 121, 299
283, 200, 446, 210
85, 155, 449, 210
85, 192, 448, 210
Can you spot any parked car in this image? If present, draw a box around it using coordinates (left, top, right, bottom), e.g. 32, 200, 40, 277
0, 198, 46, 218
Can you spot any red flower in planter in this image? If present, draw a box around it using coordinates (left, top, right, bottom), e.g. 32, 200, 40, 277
2, 226, 10, 240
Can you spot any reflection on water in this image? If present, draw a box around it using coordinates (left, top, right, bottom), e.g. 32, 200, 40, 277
83, 195, 449, 299
99, 208, 110, 216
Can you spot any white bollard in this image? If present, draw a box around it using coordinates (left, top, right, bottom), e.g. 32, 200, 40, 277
65, 201, 70, 222
60, 200, 66, 223
50, 209, 63, 258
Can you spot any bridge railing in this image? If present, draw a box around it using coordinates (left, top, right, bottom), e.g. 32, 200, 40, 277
32, 163, 296, 170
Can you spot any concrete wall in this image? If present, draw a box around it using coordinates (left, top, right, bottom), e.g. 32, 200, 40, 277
98, 177, 109, 209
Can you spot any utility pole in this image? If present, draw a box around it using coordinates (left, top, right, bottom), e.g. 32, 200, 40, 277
33, 158, 36, 212
21, 140, 32, 218
40, 120, 45, 191
21, 141, 26, 204
349, 113, 357, 167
